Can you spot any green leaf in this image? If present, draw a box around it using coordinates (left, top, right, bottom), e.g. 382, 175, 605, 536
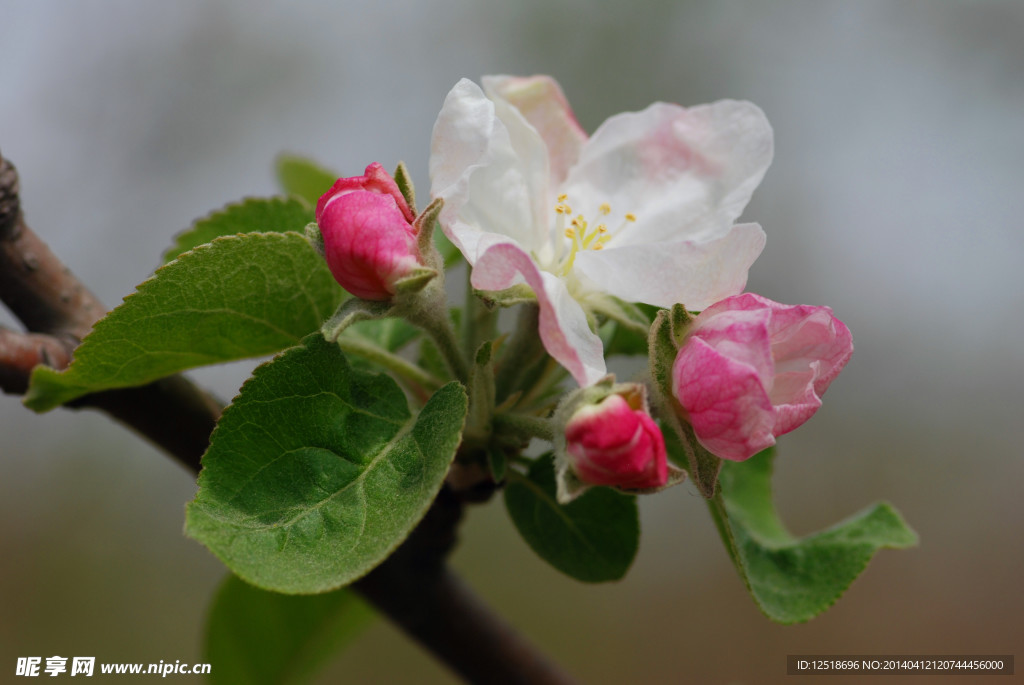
275, 154, 338, 207
205, 574, 373, 685
185, 335, 467, 594
25, 233, 343, 412
709, 449, 918, 624
392, 161, 417, 216
504, 455, 638, 582
163, 197, 314, 264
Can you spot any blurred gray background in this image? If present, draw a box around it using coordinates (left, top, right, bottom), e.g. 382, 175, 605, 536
2, 1, 1022, 683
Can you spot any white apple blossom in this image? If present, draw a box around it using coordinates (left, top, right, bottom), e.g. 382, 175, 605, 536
429, 75, 773, 386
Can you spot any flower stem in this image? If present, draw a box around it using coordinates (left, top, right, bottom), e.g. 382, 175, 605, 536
336, 336, 444, 390
495, 303, 544, 400
461, 267, 498, 362
407, 288, 469, 385
517, 357, 569, 411
493, 411, 556, 442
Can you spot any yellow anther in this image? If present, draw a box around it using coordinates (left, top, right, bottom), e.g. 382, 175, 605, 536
557, 193, 568, 202
555, 201, 636, 274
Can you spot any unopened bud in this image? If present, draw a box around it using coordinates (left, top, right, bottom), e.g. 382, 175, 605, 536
564, 390, 668, 490
315, 162, 422, 301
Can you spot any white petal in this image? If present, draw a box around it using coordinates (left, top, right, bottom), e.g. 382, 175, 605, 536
429, 79, 550, 263
472, 243, 607, 386
483, 75, 587, 187
560, 100, 773, 246
573, 223, 766, 310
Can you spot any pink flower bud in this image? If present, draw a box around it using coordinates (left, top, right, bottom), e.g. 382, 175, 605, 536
564, 392, 668, 489
672, 293, 853, 461
315, 162, 421, 300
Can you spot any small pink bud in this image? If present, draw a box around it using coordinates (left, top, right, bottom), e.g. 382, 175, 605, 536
564, 392, 668, 489
672, 293, 853, 461
315, 162, 421, 300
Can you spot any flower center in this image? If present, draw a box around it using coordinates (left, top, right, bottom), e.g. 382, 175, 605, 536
552, 194, 635, 277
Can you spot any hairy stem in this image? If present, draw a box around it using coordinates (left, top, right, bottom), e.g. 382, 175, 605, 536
493, 411, 556, 442
461, 268, 498, 364
337, 335, 444, 390
409, 285, 470, 384
494, 303, 544, 401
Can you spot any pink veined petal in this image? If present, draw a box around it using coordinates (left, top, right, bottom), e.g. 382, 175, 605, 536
680, 292, 854, 447
429, 79, 548, 263
700, 291, 773, 315
702, 292, 854, 402
672, 336, 776, 461
770, 368, 823, 436
316, 162, 413, 224
572, 222, 765, 310
560, 100, 773, 246
483, 75, 587, 187
471, 243, 606, 386
689, 307, 775, 390
767, 305, 854, 397
566, 395, 643, 453
766, 304, 852, 434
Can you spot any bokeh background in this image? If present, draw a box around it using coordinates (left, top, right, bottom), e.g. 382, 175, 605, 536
2, 1, 1022, 683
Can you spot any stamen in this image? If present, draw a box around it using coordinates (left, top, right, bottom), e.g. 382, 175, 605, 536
551, 195, 637, 275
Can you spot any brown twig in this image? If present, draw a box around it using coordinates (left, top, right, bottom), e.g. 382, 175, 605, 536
0, 327, 74, 394
0, 155, 107, 339
355, 486, 577, 685
0, 150, 578, 685
0, 151, 220, 473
